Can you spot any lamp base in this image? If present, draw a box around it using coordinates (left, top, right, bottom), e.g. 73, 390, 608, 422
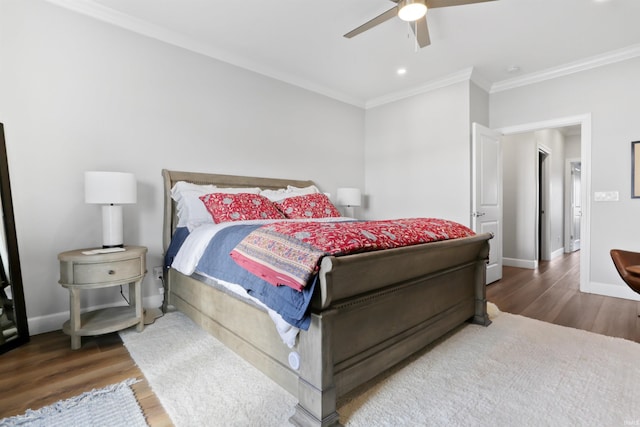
102, 204, 124, 248
344, 206, 356, 219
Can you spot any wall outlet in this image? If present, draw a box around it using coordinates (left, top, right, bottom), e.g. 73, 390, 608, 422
152, 266, 163, 281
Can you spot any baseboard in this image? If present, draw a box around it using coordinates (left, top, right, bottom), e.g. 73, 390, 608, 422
583, 281, 640, 302
503, 258, 538, 269
503, 252, 563, 268
551, 247, 565, 260
27, 295, 164, 336
28, 311, 70, 336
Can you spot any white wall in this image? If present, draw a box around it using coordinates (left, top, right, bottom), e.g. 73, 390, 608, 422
470, 82, 490, 128
502, 132, 537, 265
364, 81, 472, 225
491, 57, 640, 298
565, 134, 581, 159
0, 0, 365, 333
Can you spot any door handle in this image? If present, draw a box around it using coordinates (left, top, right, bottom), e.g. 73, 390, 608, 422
472, 212, 485, 217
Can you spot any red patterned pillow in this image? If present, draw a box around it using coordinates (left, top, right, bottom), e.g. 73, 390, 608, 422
276, 193, 341, 219
200, 193, 285, 223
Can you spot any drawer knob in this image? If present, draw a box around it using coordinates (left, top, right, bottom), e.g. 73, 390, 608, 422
108, 269, 116, 275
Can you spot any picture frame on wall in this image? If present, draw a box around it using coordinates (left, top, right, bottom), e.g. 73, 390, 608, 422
633, 141, 640, 198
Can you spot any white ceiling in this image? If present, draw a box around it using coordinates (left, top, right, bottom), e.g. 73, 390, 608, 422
49, 0, 640, 107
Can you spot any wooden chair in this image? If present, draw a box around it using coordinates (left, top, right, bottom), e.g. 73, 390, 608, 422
610, 249, 640, 295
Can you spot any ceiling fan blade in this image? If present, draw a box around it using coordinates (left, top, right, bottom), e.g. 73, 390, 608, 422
344, 6, 398, 39
426, 0, 496, 9
410, 18, 431, 48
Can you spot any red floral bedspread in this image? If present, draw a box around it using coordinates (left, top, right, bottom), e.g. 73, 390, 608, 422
229, 218, 475, 291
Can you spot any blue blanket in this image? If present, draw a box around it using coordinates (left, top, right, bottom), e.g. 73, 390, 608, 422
164, 227, 190, 269
182, 225, 315, 329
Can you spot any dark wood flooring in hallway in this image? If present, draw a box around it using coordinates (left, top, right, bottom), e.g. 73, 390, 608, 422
487, 250, 640, 343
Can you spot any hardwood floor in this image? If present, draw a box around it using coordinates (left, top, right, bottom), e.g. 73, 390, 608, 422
0, 329, 172, 425
487, 250, 640, 343
1, 250, 638, 426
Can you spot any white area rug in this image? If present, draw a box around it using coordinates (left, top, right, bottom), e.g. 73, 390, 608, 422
121, 308, 640, 426
0, 379, 147, 427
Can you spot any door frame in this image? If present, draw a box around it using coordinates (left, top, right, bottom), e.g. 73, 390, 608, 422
537, 145, 551, 262
496, 113, 591, 293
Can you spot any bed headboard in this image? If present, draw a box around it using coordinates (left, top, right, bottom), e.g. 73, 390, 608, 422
162, 169, 316, 252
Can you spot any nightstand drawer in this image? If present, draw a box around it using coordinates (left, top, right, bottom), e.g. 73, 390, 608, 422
73, 258, 141, 284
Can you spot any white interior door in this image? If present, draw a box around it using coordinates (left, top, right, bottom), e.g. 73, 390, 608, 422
472, 123, 503, 284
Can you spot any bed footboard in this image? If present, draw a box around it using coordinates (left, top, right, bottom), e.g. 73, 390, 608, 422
166, 233, 491, 427
290, 233, 492, 427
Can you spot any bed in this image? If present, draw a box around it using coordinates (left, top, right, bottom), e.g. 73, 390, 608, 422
161, 169, 492, 427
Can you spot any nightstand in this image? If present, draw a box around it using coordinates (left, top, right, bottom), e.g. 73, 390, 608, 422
58, 246, 147, 350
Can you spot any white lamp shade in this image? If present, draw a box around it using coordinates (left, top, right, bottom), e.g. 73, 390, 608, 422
336, 187, 362, 207
85, 171, 137, 204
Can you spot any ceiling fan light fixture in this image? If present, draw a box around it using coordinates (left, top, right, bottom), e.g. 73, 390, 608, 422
398, 0, 427, 22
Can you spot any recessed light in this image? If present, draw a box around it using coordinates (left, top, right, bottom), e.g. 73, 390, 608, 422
397, 68, 407, 75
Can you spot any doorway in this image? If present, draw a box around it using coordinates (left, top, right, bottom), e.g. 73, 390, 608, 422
502, 131, 576, 265
497, 114, 590, 292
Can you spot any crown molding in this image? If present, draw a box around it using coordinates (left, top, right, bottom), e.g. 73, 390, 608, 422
365, 67, 475, 109
43, 1, 640, 108
43, 0, 365, 108
491, 43, 640, 94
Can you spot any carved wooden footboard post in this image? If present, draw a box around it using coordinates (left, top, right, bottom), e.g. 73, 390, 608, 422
290, 309, 341, 427
472, 239, 492, 326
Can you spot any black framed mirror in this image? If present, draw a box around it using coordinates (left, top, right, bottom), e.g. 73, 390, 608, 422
632, 141, 640, 198
0, 123, 29, 354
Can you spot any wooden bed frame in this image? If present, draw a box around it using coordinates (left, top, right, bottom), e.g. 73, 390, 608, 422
161, 169, 492, 427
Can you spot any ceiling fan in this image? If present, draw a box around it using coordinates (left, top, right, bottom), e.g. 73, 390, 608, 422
344, 0, 497, 48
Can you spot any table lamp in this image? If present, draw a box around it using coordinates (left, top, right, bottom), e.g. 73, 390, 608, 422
84, 171, 137, 248
336, 187, 361, 218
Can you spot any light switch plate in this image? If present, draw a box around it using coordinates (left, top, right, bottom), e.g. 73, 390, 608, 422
594, 191, 619, 201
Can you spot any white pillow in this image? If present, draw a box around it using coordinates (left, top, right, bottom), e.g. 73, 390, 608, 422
287, 184, 320, 194
170, 181, 217, 201
214, 187, 262, 194
261, 184, 320, 202
171, 181, 261, 228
